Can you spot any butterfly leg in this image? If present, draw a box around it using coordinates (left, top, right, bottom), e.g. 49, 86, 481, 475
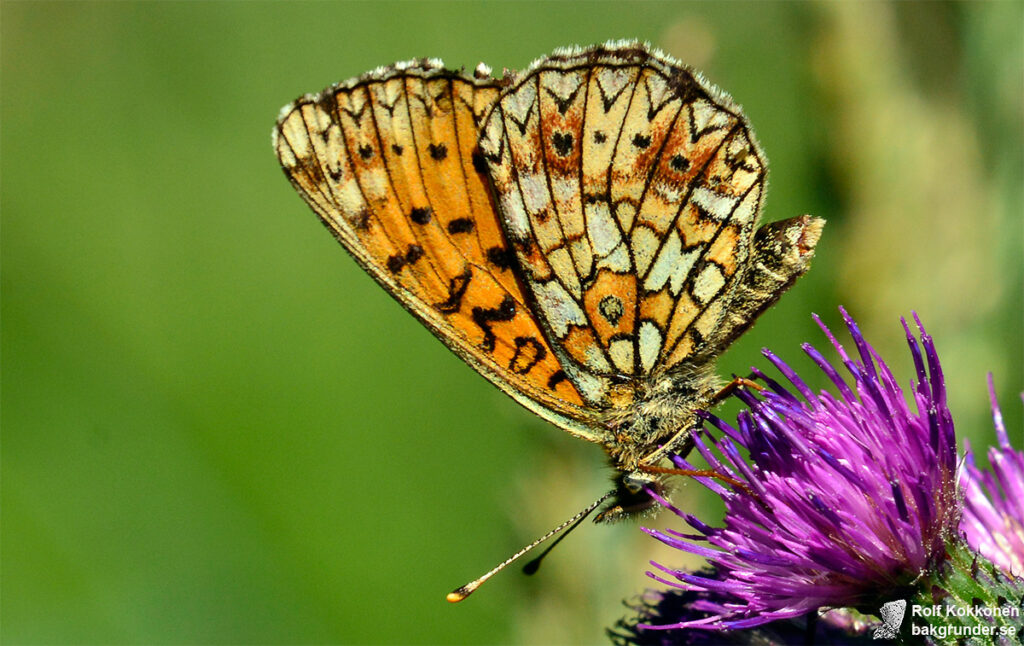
638, 463, 748, 491
624, 373, 765, 500
708, 375, 763, 406
630, 373, 759, 471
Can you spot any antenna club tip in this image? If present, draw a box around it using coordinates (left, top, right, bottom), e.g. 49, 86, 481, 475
444, 491, 610, 602
446, 588, 471, 603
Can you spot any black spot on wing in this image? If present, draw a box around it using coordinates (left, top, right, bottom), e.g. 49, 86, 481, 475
428, 143, 448, 160
386, 254, 404, 274
386, 244, 424, 274
405, 244, 424, 264
486, 246, 515, 271
351, 209, 371, 230
505, 103, 535, 135
447, 218, 474, 234
551, 131, 573, 157
598, 295, 624, 325
471, 150, 488, 174
508, 336, 546, 375
410, 207, 432, 225
547, 370, 567, 390
544, 84, 583, 115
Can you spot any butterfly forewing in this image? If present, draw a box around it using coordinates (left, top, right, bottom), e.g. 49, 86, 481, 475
274, 64, 603, 439
479, 45, 768, 409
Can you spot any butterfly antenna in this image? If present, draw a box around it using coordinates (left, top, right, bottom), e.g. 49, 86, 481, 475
446, 490, 613, 603
521, 497, 593, 575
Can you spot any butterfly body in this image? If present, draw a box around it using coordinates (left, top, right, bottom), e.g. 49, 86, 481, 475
273, 41, 823, 523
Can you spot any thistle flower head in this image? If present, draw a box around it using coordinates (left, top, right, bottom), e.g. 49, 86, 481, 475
642, 308, 961, 631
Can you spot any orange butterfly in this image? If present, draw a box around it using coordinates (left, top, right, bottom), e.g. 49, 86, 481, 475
273, 41, 823, 600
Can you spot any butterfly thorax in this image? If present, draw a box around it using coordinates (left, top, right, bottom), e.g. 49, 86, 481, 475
587, 361, 721, 523
599, 360, 721, 472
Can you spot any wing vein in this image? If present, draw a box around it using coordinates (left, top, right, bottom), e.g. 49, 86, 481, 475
603, 66, 643, 275
660, 170, 764, 365
395, 76, 457, 294
534, 72, 586, 294
332, 88, 414, 289
292, 104, 341, 216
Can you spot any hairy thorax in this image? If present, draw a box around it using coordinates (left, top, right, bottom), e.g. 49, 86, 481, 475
600, 360, 723, 472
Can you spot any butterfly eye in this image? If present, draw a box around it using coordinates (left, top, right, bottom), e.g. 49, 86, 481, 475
623, 470, 658, 493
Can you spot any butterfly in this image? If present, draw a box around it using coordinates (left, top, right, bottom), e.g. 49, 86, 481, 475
273, 41, 823, 600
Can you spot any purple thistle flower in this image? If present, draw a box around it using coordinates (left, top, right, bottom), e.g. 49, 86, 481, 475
960, 376, 1024, 577
641, 308, 961, 631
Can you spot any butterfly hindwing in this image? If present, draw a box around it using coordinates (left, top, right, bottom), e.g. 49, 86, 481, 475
273, 62, 605, 440
479, 43, 769, 408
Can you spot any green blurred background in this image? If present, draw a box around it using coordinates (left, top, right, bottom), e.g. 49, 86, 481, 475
3, 2, 1021, 644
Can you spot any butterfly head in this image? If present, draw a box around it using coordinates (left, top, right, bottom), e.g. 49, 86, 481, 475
592, 469, 665, 523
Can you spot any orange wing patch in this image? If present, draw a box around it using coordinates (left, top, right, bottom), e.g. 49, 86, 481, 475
479, 46, 769, 408
273, 62, 600, 438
